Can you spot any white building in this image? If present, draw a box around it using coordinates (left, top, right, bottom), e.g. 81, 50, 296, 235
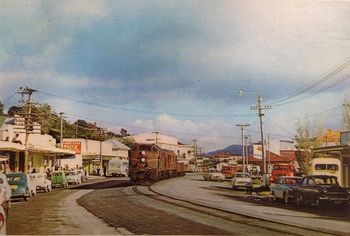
62, 138, 130, 175
0, 116, 74, 173
132, 133, 195, 163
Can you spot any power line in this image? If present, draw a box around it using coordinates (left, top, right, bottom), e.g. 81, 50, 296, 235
269, 57, 350, 106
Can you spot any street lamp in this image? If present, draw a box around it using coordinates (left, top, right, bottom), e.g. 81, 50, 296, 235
239, 90, 271, 177
236, 123, 250, 173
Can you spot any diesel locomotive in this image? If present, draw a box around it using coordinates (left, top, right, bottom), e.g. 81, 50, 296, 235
129, 143, 187, 183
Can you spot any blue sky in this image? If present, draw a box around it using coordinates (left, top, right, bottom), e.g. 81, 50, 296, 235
0, 0, 350, 151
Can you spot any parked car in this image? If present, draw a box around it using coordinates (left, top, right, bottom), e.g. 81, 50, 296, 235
270, 176, 302, 203
0, 173, 11, 217
30, 173, 52, 192
7, 173, 36, 201
202, 171, 225, 181
66, 171, 82, 185
293, 175, 349, 207
51, 171, 68, 188
0, 192, 7, 235
77, 170, 87, 182
231, 172, 253, 193
210, 172, 225, 182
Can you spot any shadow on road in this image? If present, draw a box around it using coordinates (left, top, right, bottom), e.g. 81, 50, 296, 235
70, 180, 132, 189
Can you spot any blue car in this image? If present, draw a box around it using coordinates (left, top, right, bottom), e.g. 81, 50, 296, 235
7, 173, 36, 201
270, 176, 302, 204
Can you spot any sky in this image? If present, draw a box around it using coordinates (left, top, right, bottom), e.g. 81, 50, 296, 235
0, 0, 350, 152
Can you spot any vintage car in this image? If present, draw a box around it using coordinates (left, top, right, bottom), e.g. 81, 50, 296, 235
0, 191, 7, 235
202, 171, 225, 181
0, 172, 11, 217
77, 170, 87, 182
231, 172, 253, 193
7, 173, 36, 201
66, 171, 82, 185
270, 176, 302, 203
294, 175, 349, 207
30, 173, 52, 192
51, 171, 68, 188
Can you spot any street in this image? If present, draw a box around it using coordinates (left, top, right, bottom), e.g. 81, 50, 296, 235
6, 174, 350, 235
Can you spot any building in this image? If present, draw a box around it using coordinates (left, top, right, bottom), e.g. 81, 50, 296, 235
62, 138, 130, 175
132, 133, 195, 164
312, 130, 350, 187
0, 116, 74, 173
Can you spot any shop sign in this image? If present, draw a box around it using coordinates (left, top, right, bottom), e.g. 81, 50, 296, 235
63, 142, 81, 154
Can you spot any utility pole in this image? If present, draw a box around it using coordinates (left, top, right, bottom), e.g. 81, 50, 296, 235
153, 131, 159, 145
98, 126, 106, 176
193, 139, 197, 172
250, 95, 271, 176
236, 124, 250, 173
59, 112, 65, 148
244, 135, 249, 171
17, 87, 37, 173
75, 121, 78, 138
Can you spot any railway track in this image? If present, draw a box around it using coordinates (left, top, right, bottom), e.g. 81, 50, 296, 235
133, 185, 343, 236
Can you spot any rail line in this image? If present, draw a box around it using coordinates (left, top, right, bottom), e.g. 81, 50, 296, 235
132, 185, 343, 236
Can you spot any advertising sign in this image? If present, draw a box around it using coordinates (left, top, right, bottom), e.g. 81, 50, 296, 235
63, 142, 82, 154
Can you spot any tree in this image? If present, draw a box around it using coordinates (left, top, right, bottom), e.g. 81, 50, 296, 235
7, 106, 23, 116
294, 120, 322, 175
0, 101, 4, 115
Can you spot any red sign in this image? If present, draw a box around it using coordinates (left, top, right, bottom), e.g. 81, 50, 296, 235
63, 142, 81, 154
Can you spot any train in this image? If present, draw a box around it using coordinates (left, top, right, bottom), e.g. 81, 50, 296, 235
129, 143, 187, 183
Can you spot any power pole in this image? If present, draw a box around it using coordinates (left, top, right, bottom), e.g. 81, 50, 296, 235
250, 95, 271, 177
236, 124, 250, 173
59, 112, 65, 148
17, 87, 37, 173
152, 131, 159, 145
244, 135, 249, 171
193, 139, 197, 172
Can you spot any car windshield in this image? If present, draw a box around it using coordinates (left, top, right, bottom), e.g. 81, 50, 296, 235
67, 172, 76, 176
52, 172, 62, 176
7, 176, 22, 182
283, 178, 302, 185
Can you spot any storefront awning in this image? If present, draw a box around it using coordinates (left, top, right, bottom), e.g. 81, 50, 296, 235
28, 145, 76, 155
0, 141, 25, 151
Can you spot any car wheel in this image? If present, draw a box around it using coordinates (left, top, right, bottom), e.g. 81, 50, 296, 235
283, 193, 288, 204
24, 196, 28, 201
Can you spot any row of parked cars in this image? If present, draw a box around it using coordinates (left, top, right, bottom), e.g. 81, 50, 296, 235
0, 169, 87, 234
6, 170, 87, 202
229, 172, 350, 207
270, 175, 350, 207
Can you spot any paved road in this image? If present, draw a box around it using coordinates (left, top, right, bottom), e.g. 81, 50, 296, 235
6, 174, 350, 235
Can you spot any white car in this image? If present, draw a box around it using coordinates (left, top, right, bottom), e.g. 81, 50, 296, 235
66, 171, 82, 185
202, 172, 225, 181
30, 173, 52, 192
0, 192, 7, 235
231, 172, 253, 192
0, 172, 11, 217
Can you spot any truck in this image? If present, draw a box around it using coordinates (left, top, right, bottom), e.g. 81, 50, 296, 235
269, 163, 296, 184
108, 158, 129, 177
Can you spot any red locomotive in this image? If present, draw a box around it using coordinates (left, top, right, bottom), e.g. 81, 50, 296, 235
129, 143, 186, 183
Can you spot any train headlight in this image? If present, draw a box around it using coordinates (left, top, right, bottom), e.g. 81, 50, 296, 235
140, 157, 146, 163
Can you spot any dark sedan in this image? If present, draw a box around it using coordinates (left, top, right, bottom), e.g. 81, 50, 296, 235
294, 175, 349, 207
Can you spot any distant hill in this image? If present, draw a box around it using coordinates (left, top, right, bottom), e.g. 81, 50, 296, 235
207, 144, 243, 156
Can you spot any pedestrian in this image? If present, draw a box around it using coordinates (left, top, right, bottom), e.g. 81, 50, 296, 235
103, 165, 107, 177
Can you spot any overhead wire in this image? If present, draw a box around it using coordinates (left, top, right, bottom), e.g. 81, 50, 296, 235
269, 57, 350, 106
